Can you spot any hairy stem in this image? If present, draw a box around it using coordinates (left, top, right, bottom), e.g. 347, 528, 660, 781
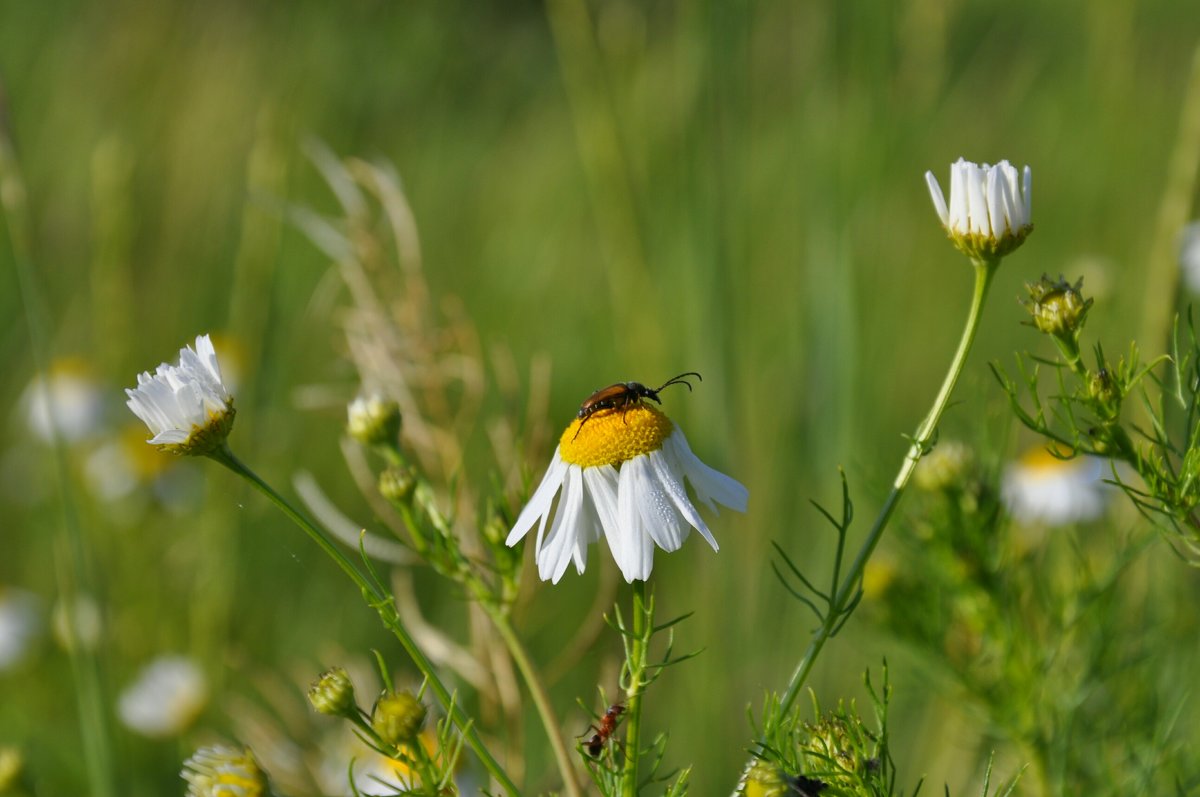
487, 608, 585, 797
208, 446, 520, 796
621, 580, 650, 796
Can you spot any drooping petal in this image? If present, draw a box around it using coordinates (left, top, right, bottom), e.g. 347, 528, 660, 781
537, 465, 586, 583
666, 430, 749, 513
616, 460, 656, 582
649, 446, 719, 551
506, 451, 569, 545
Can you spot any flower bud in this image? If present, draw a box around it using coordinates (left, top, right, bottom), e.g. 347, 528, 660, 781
347, 395, 402, 447
1088, 368, 1120, 417
307, 666, 358, 718
372, 690, 426, 746
1024, 275, 1092, 338
379, 466, 417, 504
740, 760, 787, 797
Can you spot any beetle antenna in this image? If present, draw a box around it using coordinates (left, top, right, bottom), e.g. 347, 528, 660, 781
655, 371, 702, 393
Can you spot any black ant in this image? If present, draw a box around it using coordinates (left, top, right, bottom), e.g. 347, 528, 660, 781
572, 372, 701, 441
582, 703, 625, 757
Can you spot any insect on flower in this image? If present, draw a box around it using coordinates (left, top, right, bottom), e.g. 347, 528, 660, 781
573, 372, 701, 441
583, 703, 625, 758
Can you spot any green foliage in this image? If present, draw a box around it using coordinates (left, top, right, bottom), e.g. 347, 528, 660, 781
995, 277, 1200, 560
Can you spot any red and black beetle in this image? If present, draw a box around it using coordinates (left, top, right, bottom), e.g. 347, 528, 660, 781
572, 372, 701, 441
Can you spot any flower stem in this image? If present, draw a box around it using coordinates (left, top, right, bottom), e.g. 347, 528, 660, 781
207, 445, 520, 796
737, 258, 999, 789
621, 580, 650, 796
486, 608, 585, 797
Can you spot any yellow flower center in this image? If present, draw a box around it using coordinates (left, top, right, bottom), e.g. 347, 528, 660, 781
1019, 443, 1079, 472
560, 404, 674, 468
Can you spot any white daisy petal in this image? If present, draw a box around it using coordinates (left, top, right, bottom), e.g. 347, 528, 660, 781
617, 462, 656, 582
666, 430, 749, 513
125, 334, 235, 455
926, 157, 1033, 260
538, 466, 586, 583
506, 452, 569, 546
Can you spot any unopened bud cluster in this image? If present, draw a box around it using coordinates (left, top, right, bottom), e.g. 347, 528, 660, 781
347, 395, 402, 447
379, 465, 416, 504
307, 666, 358, 718
1024, 275, 1092, 339
372, 690, 427, 746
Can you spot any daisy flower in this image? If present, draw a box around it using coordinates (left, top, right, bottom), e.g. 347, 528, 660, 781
506, 387, 747, 583
118, 655, 208, 737
125, 334, 235, 455
182, 745, 268, 797
21, 358, 107, 444
925, 158, 1033, 260
1002, 445, 1108, 527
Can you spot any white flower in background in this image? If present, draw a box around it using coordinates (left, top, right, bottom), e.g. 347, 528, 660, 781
182, 744, 268, 797
125, 334, 235, 455
118, 655, 208, 737
1002, 445, 1108, 527
507, 384, 747, 583
0, 588, 42, 670
925, 158, 1033, 260
51, 593, 103, 653
317, 726, 443, 796
1179, 220, 1200, 294
21, 358, 106, 444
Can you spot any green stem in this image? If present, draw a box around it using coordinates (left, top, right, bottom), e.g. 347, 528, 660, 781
621, 581, 650, 796
207, 445, 519, 796
391, 471, 582, 796
487, 608, 585, 797
3, 118, 117, 797
736, 258, 999, 790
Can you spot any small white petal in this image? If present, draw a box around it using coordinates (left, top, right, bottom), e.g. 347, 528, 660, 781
667, 430, 749, 513
925, 171, 949, 227
537, 466, 586, 583
649, 447, 718, 551
506, 452, 568, 546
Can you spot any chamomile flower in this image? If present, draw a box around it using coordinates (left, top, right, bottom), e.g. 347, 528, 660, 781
182, 744, 268, 797
21, 358, 107, 444
118, 655, 208, 737
1002, 445, 1108, 527
507, 399, 747, 583
925, 158, 1032, 260
125, 334, 235, 455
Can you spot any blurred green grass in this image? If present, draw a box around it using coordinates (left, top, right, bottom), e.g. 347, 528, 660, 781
2, 0, 1200, 793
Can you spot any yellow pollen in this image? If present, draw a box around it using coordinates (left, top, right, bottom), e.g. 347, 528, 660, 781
560, 404, 674, 468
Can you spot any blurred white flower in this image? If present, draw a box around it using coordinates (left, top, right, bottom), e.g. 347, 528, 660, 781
118, 655, 208, 737
925, 158, 1032, 260
1179, 220, 1200, 295
0, 588, 42, 670
507, 396, 747, 583
125, 334, 235, 455
51, 593, 103, 653
1002, 446, 1108, 526
21, 359, 106, 444
182, 744, 268, 797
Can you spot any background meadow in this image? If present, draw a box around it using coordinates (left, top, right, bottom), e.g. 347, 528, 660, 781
3, 0, 1200, 794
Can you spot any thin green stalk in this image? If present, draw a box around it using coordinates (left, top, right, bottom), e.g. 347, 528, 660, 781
738, 258, 999, 787
621, 580, 650, 796
487, 608, 585, 797
206, 445, 520, 796
3, 114, 117, 797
